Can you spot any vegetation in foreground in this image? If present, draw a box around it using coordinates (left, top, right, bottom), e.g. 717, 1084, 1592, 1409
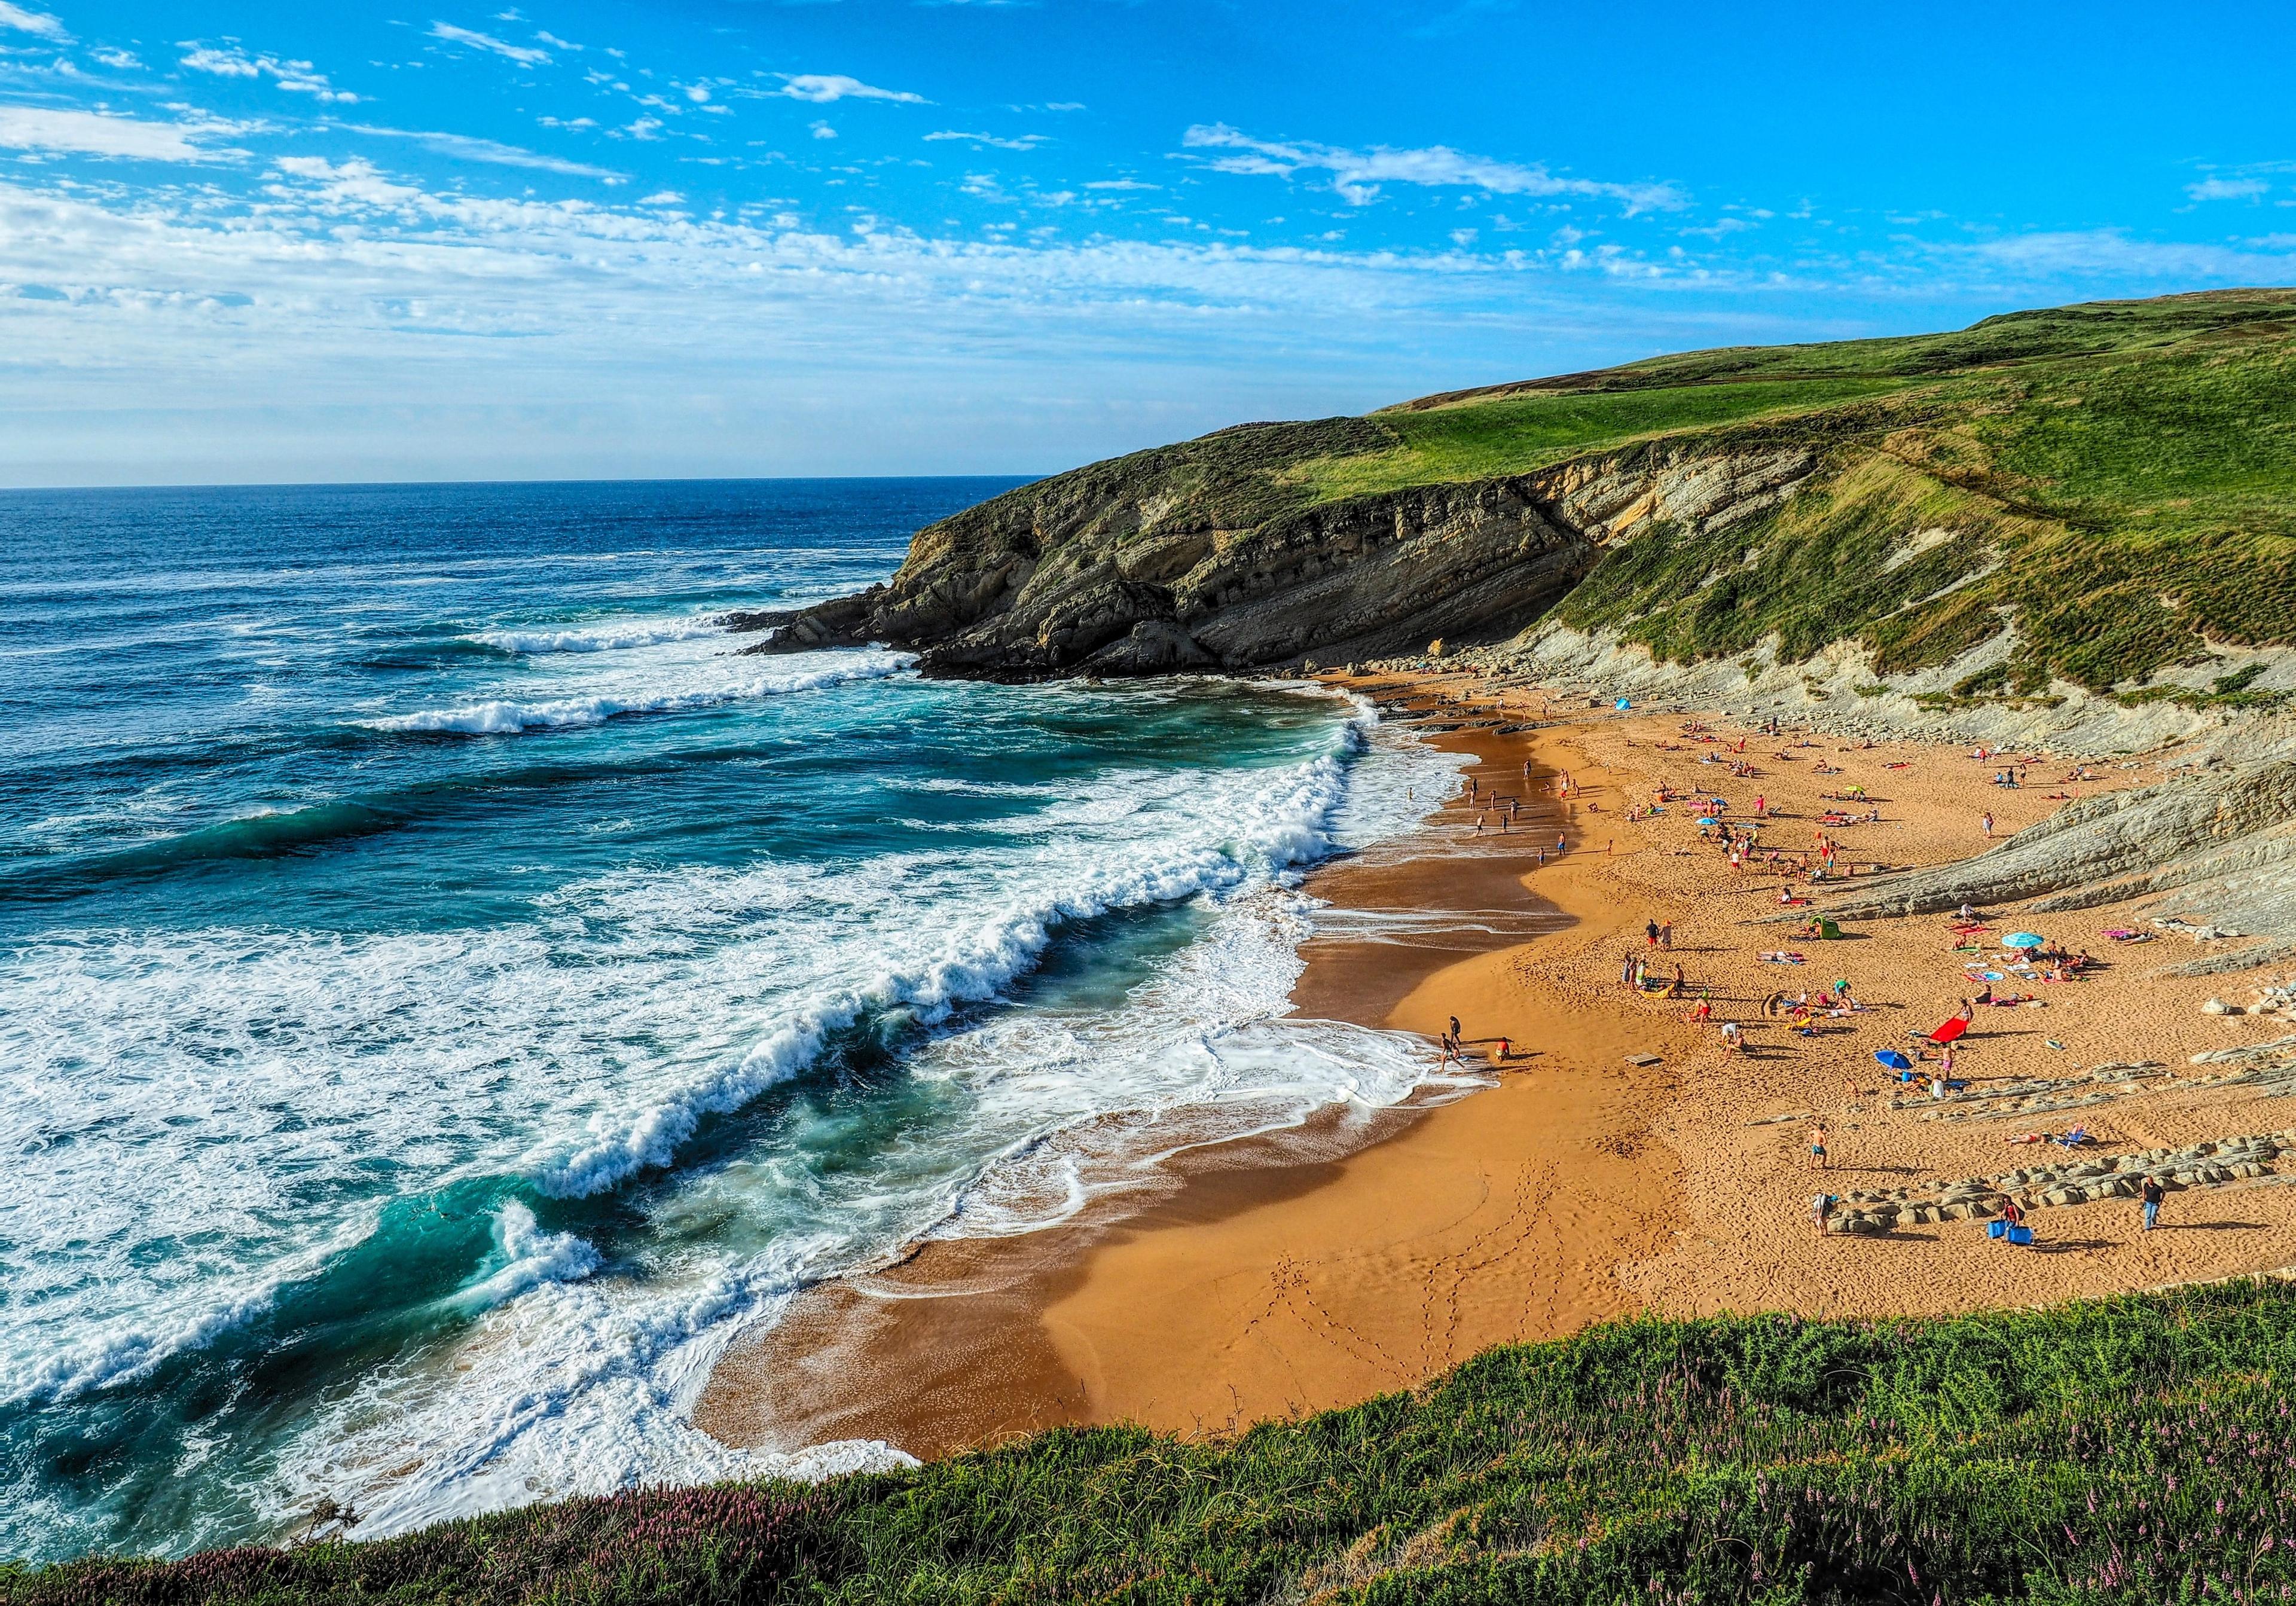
15, 1280, 2296, 1604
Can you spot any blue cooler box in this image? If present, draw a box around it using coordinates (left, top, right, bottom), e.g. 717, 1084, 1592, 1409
1987, 1220, 2007, 1239
2008, 1225, 2034, 1245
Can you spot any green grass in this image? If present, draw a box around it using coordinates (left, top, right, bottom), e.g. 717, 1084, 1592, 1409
19, 1282, 2296, 1604
1286, 377, 1916, 503
1538, 298, 2296, 691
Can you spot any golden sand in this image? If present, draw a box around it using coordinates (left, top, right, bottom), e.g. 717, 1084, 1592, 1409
698, 673, 2296, 1458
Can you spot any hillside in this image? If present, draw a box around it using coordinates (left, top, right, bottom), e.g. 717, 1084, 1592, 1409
14, 1283, 2296, 1604
760, 289, 2296, 701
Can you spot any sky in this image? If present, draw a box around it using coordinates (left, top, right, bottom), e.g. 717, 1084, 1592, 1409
1, 1, 2292, 486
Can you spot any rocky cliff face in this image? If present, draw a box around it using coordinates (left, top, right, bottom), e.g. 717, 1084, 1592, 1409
759, 435, 1816, 679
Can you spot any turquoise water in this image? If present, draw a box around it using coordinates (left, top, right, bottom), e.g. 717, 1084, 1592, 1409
0, 480, 1460, 1564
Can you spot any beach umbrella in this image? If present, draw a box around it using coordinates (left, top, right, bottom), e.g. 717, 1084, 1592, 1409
2005, 932, 2045, 948
1696, 816, 1718, 826
1930, 1018, 1968, 1045
1615, 697, 1632, 711
1875, 1049, 1913, 1070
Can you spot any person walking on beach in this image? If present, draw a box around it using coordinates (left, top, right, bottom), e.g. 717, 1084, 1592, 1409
2141, 1176, 2165, 1232
1449, 1015, 1461, 1044
1809, 1121, 1829, 1170
1981, 810, 1995, 838
1812, 1191, 1836, 1238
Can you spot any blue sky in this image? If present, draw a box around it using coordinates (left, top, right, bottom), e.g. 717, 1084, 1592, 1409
1, 0, 2292, 485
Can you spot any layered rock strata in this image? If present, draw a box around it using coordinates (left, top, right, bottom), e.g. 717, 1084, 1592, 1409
755, 441, 1815, 680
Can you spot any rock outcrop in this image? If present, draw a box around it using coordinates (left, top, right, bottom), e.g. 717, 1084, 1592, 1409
1821, 750, 2296, 972
755, 436, 1816, 679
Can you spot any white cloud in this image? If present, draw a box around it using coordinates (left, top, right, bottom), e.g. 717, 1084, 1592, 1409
533, 30, 581, 51
1084, 179, 1157, 191
5, 145, 2293, 487
1961, 228, 2296, 280
1179, 123, 1686, 213
810, 120, 837, 140
925, 130, 1042, 151
0, 2, 67, 41
337, 124, 621, 180
776, 73, 926, 105
180, 45, 261, 78
91, 47, 142, 70
0, 105, 227, 160
2187, 175, 2270, 202
179, 43, 358, 103
637, 188, 681, 204
429, 22, 550, 66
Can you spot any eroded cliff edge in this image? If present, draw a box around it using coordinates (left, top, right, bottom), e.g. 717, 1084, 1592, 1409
754, 432, 1815, 679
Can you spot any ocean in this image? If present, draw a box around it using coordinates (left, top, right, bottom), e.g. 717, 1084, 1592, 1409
0, 479, 1463, 1564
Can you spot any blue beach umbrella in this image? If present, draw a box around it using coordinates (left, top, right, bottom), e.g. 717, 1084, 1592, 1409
2004, 932, 2045, 949
1616, 697, 1632, 711
1696, 816, 1718, 826
1875, 1049, 1913, 1070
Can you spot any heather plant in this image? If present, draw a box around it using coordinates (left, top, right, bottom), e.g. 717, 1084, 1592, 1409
12, 1281, 2296, 1604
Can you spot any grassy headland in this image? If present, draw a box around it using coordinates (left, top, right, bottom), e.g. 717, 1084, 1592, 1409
944, 289, 2295, 697
1328, 289, 2296, 695
14, 1281, 2296, 1604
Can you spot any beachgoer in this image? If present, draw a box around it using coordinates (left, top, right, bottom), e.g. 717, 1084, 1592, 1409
1449, 1015, 1461, 1042
1998, 1192, 2026, 1239
1719, 1020, 1742, 1057
1981, 810, 1995, 837
1659, 922, 1673, 949
2141, 1176, 2164, 1232
1492, 1036, 1510, 1064
1810, 1122, 1829, 1170
1645, 919, 1661, 948
1812, 1192, 1836, 1237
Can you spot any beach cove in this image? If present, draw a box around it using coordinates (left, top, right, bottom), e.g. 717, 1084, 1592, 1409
701, 670, 2296, 1459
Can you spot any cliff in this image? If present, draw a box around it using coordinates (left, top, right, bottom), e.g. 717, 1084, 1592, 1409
758, 288, 2296, 697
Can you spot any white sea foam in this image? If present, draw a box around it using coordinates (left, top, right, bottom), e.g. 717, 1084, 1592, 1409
367, 654, 909, 734
471, 616, 731, 655
450, 1204, 601, 1314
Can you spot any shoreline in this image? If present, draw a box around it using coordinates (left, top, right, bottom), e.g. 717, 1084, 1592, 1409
698, 670, 2296, 1464
695, 683, 1683, 1456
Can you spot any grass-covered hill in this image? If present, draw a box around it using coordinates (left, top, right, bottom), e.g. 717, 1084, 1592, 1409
771, 289, 2296, 697
14, 1281, 2296, 1604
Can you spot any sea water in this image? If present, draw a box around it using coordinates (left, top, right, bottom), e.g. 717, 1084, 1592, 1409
0, 480, 1464, 1564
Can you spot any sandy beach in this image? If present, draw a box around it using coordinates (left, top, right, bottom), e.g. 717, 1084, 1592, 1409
699, 672, 2296, 1460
